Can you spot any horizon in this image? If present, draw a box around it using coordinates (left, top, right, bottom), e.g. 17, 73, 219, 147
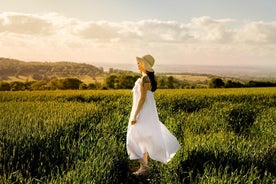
2, 56, 276, 71
3, 57, 276, 79
1, 0, 276, 68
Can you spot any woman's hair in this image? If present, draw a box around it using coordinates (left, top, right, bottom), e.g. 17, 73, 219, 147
146, 71, 157, 92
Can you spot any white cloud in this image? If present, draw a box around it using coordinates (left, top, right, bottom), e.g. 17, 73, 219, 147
0, 12, 54, 36
189, 16, 235, 43
0, 12, 275, 66
234, 21, 276, 44
72, 21, 120, 40
133, 20, 190, 42
71, 19, 191, 43
1, 12, 276, 45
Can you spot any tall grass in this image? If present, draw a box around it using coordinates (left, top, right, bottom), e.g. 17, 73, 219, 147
0, 88, 275, 183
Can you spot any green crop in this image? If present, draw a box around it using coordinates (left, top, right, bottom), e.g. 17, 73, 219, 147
0, 88, 275, 183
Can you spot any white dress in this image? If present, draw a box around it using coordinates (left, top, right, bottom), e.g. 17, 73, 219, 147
126, 78, 180, 164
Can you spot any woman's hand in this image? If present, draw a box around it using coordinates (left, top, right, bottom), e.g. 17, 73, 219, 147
131, 119, 136, 125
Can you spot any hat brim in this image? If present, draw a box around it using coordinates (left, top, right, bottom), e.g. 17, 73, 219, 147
136, 57, 154, 72
136, 57, 143, 63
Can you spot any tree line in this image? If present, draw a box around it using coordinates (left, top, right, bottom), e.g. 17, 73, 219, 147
1, 75, 276, 91
104, 74, 200, 89
0, 74, 198, 91
208, 78, 276, 88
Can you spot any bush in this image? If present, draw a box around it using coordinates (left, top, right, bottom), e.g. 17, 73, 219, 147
225, 80, 244, 88
0, 82, 11, 91
79, 83, 87, 90
10, 81, 26, 91
49, 78, 83, 90
208, 78, 225, 88
30, 80, 47, 90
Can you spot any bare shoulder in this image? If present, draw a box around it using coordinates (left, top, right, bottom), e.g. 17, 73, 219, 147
140, 75, 151, 90
141, 75, 150, 84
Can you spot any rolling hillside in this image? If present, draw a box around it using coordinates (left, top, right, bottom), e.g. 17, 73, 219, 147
0, 58, 104, 81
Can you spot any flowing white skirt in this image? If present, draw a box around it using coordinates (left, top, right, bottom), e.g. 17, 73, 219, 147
126, 89, 180, 164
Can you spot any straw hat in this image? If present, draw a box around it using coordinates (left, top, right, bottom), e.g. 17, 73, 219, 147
136, 54, 155, 72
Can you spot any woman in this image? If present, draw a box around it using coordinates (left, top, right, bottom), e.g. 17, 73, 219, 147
126, 54, 180, 176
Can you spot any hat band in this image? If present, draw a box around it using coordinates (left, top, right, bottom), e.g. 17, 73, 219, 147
143, 57, 153, 67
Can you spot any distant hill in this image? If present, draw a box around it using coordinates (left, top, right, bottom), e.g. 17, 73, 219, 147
0, 58, 104, 81
97, 63, 276, 80
1, 58, 275, 83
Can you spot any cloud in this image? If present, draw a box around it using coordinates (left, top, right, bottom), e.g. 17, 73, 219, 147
134, 20, 191, 42
0, 12, 276, 65
189, 16, 235, 43
72, 21, 120, 41
0, 12, 55, 36
1, 12, 276, 45
71, 19, 191, 43
234, 21, 276, 44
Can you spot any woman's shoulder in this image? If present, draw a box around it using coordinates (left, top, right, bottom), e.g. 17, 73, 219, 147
140, 75, 151, 91
141, 75, 150, 83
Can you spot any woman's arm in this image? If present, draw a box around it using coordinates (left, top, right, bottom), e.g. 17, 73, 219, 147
131, 76, 151, 125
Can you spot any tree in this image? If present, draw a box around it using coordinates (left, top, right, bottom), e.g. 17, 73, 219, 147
225, 80, 243, 88
87, 82, 102, 89
245, 80, 276, 87
10, 81, 25, 91
117, 75, 139, 89
166, 76, 175, 89
30, 81, 47, 90
49, 79, 63, 90
104, 75, 117, 89
87, 83, 97, 89
48, 78, 83, 90
62, 78, 83, 89
208, 78, 225, 88
79, 83, 87, 90
104, 74, 140, 89
0, 82, 10, 91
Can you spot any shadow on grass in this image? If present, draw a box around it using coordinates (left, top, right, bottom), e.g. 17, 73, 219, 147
92, 144, 275, 184
110, 158, 155, 184
177, 146, 276, 183
0, 113, 98, 182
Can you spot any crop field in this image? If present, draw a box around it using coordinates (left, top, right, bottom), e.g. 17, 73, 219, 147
0, 88, 276, 183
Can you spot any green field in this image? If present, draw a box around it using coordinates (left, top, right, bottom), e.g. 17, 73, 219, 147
1, 88, 275, 183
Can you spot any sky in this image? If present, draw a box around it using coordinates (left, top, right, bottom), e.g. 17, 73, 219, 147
1, 0, 276, 68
